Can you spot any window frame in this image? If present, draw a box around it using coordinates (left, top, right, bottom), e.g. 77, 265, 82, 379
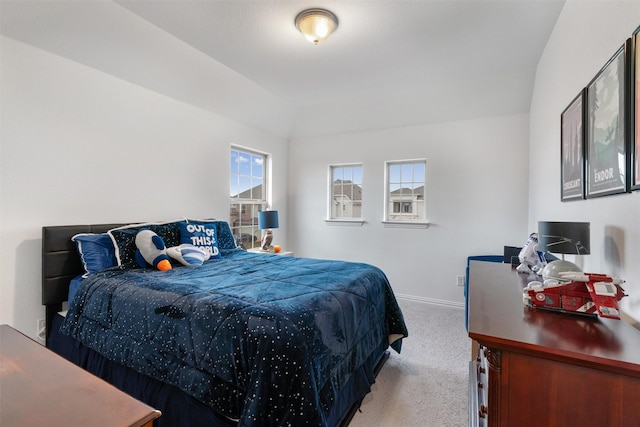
230, 146, 270, 249
326, 163, 364, 224
383, 159, 428, 227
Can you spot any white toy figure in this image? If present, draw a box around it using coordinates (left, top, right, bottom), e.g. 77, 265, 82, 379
516, 233, 547, 274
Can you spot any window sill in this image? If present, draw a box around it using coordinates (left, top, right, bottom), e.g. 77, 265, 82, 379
324, 219, 365, 226
381, 221, 430, 229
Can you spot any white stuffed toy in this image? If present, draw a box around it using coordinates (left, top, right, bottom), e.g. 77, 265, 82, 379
167, 244, 210, 267
134, 229, 172, 271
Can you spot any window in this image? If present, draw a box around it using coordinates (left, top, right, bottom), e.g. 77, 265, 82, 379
329, 164, 363, 220
385, 160, 426, 223
230, 147, 267, 249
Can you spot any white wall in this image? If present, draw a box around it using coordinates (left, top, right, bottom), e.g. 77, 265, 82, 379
529, 2, 640, 297
0, 37, 289, 339
289, 114, 530, 305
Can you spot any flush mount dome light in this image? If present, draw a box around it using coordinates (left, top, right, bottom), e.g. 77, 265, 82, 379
295, 8, 338, 45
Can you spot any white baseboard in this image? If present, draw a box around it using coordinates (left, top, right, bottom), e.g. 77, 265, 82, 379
395, 293, 464, 309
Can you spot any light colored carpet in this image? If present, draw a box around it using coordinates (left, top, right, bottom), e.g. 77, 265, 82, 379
349, 298, 469, 427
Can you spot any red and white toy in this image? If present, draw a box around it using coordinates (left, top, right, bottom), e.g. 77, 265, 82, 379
523, 272, 627, 319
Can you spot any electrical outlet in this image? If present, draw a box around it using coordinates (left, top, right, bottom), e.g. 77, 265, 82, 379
37, 318, 46, 342
456, 275, 465, 287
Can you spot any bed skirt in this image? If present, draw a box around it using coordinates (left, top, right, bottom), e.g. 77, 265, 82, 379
48, 313, 389, 427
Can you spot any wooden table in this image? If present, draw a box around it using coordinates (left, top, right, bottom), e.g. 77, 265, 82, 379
0, 324, 161, 426
467, 261, 640, 427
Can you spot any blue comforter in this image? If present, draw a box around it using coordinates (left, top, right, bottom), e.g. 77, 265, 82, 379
61, 249, 407, 426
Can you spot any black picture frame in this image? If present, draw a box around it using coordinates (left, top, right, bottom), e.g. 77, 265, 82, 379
631, 26, 640, 191
561, 90, 586, 201
585, 43, 629, 198
560, 89, 586, 202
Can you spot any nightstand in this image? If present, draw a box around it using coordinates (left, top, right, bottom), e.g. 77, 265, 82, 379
248, 248, 294, 257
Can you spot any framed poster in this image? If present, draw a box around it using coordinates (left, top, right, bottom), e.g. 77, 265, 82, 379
561, 90, 586, 200
585, 44, 628, 198
632, 26, 640, 191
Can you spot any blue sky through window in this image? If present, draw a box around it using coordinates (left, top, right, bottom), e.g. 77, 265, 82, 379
332, 165, 362, 185
230, 149, 264, 198
388, 161, 425, 192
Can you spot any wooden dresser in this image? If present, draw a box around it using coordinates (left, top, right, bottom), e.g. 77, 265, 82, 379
467, 261, 640, 427
0, 324, 161, 427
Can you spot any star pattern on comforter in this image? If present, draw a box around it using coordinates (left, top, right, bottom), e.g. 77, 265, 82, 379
61, 250, 407, 426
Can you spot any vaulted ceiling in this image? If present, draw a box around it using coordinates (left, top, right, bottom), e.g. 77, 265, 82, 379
1, 0, 565, 139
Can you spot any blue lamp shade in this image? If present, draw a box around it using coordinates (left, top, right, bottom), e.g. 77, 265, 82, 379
258, 210, 279, 230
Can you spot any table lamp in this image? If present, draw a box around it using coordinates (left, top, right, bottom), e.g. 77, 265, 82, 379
258, 210, 279, 252
538, 221, 590, 282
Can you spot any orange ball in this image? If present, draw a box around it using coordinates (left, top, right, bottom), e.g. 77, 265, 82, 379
273, 245, 282, 253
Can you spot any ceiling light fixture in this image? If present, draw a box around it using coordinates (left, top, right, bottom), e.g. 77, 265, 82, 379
295, 8, 338, 45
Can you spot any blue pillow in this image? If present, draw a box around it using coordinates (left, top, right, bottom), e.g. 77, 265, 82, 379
179, 220, 222, 259
213, 220, 237, 250
185, 219, 236, 250
72, 233, 117, 277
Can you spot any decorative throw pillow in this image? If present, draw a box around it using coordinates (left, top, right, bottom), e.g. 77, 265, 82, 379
178, 220, 221, 259
213, 220, 237, 250
167, 244, 210, 266
109, 221, 182, 267
184, 219, 237, 250
72, 233, 117, 277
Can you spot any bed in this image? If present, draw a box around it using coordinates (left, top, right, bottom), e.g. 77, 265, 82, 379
42, 220, 408, 427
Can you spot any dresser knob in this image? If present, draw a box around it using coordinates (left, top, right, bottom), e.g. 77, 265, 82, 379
478, 381, 483, 389
479, 405, 488, 418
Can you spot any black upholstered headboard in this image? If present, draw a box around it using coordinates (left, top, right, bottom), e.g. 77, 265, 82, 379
41, 224, 124, 342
